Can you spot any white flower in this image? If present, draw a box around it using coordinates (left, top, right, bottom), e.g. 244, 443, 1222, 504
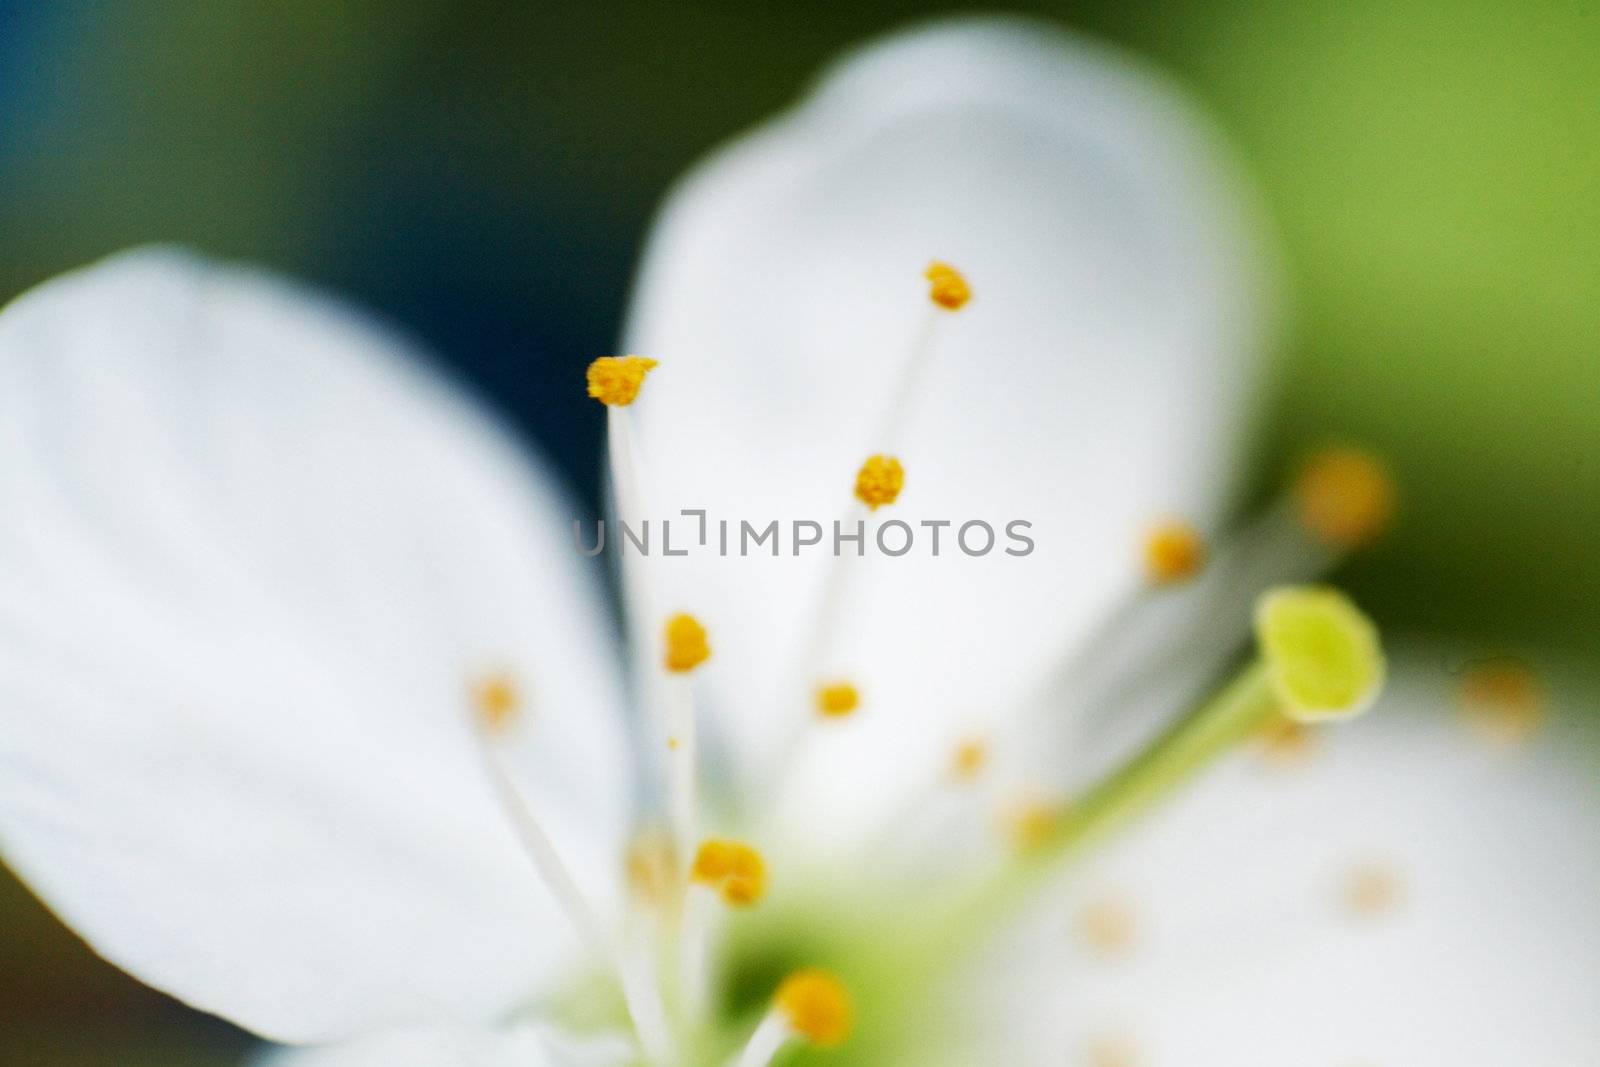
0, 16, 1596, 1067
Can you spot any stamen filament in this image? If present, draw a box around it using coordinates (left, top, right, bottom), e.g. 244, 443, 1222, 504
665, 675, 698, 869
607, 406, 663, 677
769, 277, 961, 801
734, 969, 853, 1066
679, 884, 715, 1020
478, 740, 671, 1062
733, 1012, 792, 1067
876, 307, 940, 451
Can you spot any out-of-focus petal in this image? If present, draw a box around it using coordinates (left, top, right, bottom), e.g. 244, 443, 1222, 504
624, 16, 1279, 838
250, 1025, 552, 1067
976, 658, 1600, 1064
0, 249, 630, 1042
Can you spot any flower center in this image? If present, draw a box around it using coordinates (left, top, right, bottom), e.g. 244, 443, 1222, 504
478, 263, 1395, 1066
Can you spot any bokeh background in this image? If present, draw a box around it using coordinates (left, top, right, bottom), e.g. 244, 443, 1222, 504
0, 1, 1595, 1062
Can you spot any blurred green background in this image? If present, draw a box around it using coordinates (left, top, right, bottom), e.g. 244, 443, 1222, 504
0, 1, 1595, 1062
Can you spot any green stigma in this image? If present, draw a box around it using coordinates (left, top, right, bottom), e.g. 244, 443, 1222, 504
1255, 585, 1385, 722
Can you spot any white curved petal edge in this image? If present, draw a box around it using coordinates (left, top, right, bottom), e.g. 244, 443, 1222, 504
250, 1024, 639, 1067
0, 248, 631, 1042
249, 1025, 548, 1067
623, 16, 1285, 840
968, 658, 1600, 1065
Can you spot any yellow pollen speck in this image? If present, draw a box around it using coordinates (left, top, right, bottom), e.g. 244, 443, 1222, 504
1143, 520, 1207, 584
663, 613, 711, 673
471, 671, 521, 732
1456, 658, 1544, 747
625, 827, 680, 906
924, 261, 971, 310
815, 681, 860, 718
950, 738, 990, 781
1077, 896, 1139, 959
854, 454, 904, 510
775, 968, 853, 1047
691, 838, 767, 907
1004, 797, 1063, 850
1257, 712, 1320, 768
1341, 861, 1403, 919
1293, 445, 1396, 549
1086, 1032, 1141, 1067
586, 355, 658, 406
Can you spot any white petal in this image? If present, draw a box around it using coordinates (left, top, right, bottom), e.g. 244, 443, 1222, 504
0, 250, 631, 1042
986, 659, 1600, 1064
250, 1026, 553, 1067
623, 17, 1279, 833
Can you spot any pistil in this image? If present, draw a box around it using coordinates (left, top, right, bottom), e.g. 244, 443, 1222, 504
962, 585, 1385, 939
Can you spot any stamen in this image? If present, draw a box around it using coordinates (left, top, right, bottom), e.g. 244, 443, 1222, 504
775, 968, 853, 1046
733, 969, 853, 1067
681, 837, 768, 1018
815, 680, 861, 718
663, 612, 711, 673
950, 737, 990, 781
470, 671, 521, 733
586, 355, 658, 407
1086, 1032, 1141, 1067
624, 826, 680, 909
1456, 657, 1543, 747
925, 260, 972, 310
1142, 520, 1207, 584
853, 454, 905, 510
1341, 860, 1403, 919
690, 838, 768, 907
767, 263, 961, 808
473, 707, 670, 1062
1293, 445, 1396, 548
1255, 586, 1385, 721
1003, 796, 1064, 850
1077, 895, 1138, 960
661, 614, 709, 877
1256, 712, 1319, 768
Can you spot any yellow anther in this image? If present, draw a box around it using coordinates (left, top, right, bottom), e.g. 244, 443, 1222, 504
1341, 861, 1403, 919
721, 876, 764, 907
1077, 895, 1139, 959
1293, 445, 1396, 549
924, 260, 971, 310
586, 355, 658, 406
1004, 797, 1063, 850
625, 827, 680, 906
1456, 658, 1543, 747
663, 612, 711, 673
1142, 520, 1207, 584
1255, 586, 1385, 722
815, 681, 860, 718
774, 968, 853, 1047
690, 838, 734, 881
854, 454, 904, 510
1257, 712, 1319, 768
950, 738, 990, 781
471, 671, 521, 732
691, 838, 767, 907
